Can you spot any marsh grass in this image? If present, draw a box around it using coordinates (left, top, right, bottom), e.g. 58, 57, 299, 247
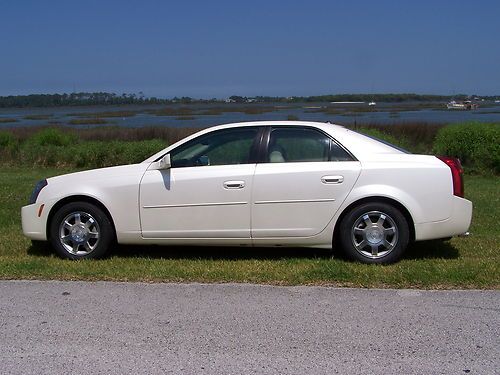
200, 109, 223, 116
23, 114, 53, 120
307, 102, 444, 115
347, 122, 445, 154
0, 118, 18, 123
150, 107, 194, 116
68, 111, 137, 118
69, 118, 109, 125
175, 116, 196, 120
0, 168, 497, 288
2, 125, 199, 143
149, 106, 276, 117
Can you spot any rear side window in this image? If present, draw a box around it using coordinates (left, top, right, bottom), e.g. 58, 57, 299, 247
267, 127, 353, 163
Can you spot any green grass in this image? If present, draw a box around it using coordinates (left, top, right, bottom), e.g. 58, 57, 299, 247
0, 167, 498, 288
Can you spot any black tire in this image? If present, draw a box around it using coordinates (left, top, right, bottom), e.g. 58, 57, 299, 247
338, 202, 409, 264
49, 201, 114, 260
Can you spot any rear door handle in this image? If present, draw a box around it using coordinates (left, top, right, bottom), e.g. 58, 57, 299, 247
321, 175, 344, 184
223, 180, 245, 189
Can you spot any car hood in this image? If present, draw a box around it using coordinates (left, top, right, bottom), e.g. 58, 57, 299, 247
47, 163, 149, 186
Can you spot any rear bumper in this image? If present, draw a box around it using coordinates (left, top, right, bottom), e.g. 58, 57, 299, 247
21, 204, 47, 241
414, 196, 472, 241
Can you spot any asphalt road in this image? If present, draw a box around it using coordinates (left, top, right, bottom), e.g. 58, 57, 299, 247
0, 281, 498, 375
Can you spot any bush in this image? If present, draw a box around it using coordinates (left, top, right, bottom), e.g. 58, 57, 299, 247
433, 122, 500, 174
28, 128, 77, 147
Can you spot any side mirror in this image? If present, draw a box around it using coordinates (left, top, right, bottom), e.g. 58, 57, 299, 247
150, 154, 171, 170
158, 154, 171, 169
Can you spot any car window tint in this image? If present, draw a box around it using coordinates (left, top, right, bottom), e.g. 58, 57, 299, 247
268, 128, 330, 162
267, 128, 322, 162
171, 127, 258, 167
268, 127, 353, 163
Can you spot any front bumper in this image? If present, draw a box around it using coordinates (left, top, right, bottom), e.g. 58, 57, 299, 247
21, 204, 48, 241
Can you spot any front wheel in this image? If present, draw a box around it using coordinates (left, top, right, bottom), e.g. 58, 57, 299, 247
338, 202, 409, 264
49, 202, 114, 260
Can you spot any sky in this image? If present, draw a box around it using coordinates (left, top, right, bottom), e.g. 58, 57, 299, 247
1, 0, 499, 98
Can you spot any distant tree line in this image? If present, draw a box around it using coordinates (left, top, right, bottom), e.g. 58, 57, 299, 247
0, 92, 496, 108
254, 93, 489, 103
0, 92, 170, 108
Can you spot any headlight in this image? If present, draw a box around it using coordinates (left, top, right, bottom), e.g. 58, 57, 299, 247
29, 179, 48, 205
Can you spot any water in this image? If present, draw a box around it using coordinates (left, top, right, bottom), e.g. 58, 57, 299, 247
1, 102, 499, 129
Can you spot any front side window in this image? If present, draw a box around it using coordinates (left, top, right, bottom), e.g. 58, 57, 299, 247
171, 127, 259, 167
267, 127, 352, 163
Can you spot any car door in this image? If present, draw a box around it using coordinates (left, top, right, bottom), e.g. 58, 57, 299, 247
140, 127, 261, 238
251, 126, 361, 238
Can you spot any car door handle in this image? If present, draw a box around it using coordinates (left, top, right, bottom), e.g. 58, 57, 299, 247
223, 180, 245, 189
321, 175, 344, 184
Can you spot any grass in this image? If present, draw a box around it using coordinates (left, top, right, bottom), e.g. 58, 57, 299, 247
0, 167, 498, 288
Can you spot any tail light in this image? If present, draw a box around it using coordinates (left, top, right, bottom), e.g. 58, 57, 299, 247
437, 156, 464, 198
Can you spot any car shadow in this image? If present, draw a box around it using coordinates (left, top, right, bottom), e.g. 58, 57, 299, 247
27, 239, 459, 261
110, 244, 335, 260
403, 239, 459, 260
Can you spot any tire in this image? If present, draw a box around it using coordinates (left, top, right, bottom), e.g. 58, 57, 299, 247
338, 202, 409, 264
49, 201, 114, 260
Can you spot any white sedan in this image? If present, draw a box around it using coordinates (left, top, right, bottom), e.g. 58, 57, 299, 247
22, 121, 472, 263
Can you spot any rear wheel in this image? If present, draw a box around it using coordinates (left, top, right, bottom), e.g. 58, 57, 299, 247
339, 202, 409, 264
49, 202, 114, 260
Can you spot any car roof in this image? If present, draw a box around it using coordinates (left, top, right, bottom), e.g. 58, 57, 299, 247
196, 120, 345, 133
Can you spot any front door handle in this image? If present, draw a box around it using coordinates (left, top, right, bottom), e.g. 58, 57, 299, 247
223, 180, 245, 189
321, 175, 344, 184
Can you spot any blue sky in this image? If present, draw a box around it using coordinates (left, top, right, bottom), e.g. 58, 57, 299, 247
1, 0, 499, 97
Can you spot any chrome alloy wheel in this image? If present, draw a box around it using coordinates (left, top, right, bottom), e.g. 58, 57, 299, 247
351, 210, 398, 259
59, 211, 100, 256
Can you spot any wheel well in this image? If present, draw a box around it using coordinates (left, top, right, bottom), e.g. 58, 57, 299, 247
333, 196, 416, 246
46, 195, 117, 241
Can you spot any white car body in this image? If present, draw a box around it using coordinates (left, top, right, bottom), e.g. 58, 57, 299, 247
22, 121, 472, 260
